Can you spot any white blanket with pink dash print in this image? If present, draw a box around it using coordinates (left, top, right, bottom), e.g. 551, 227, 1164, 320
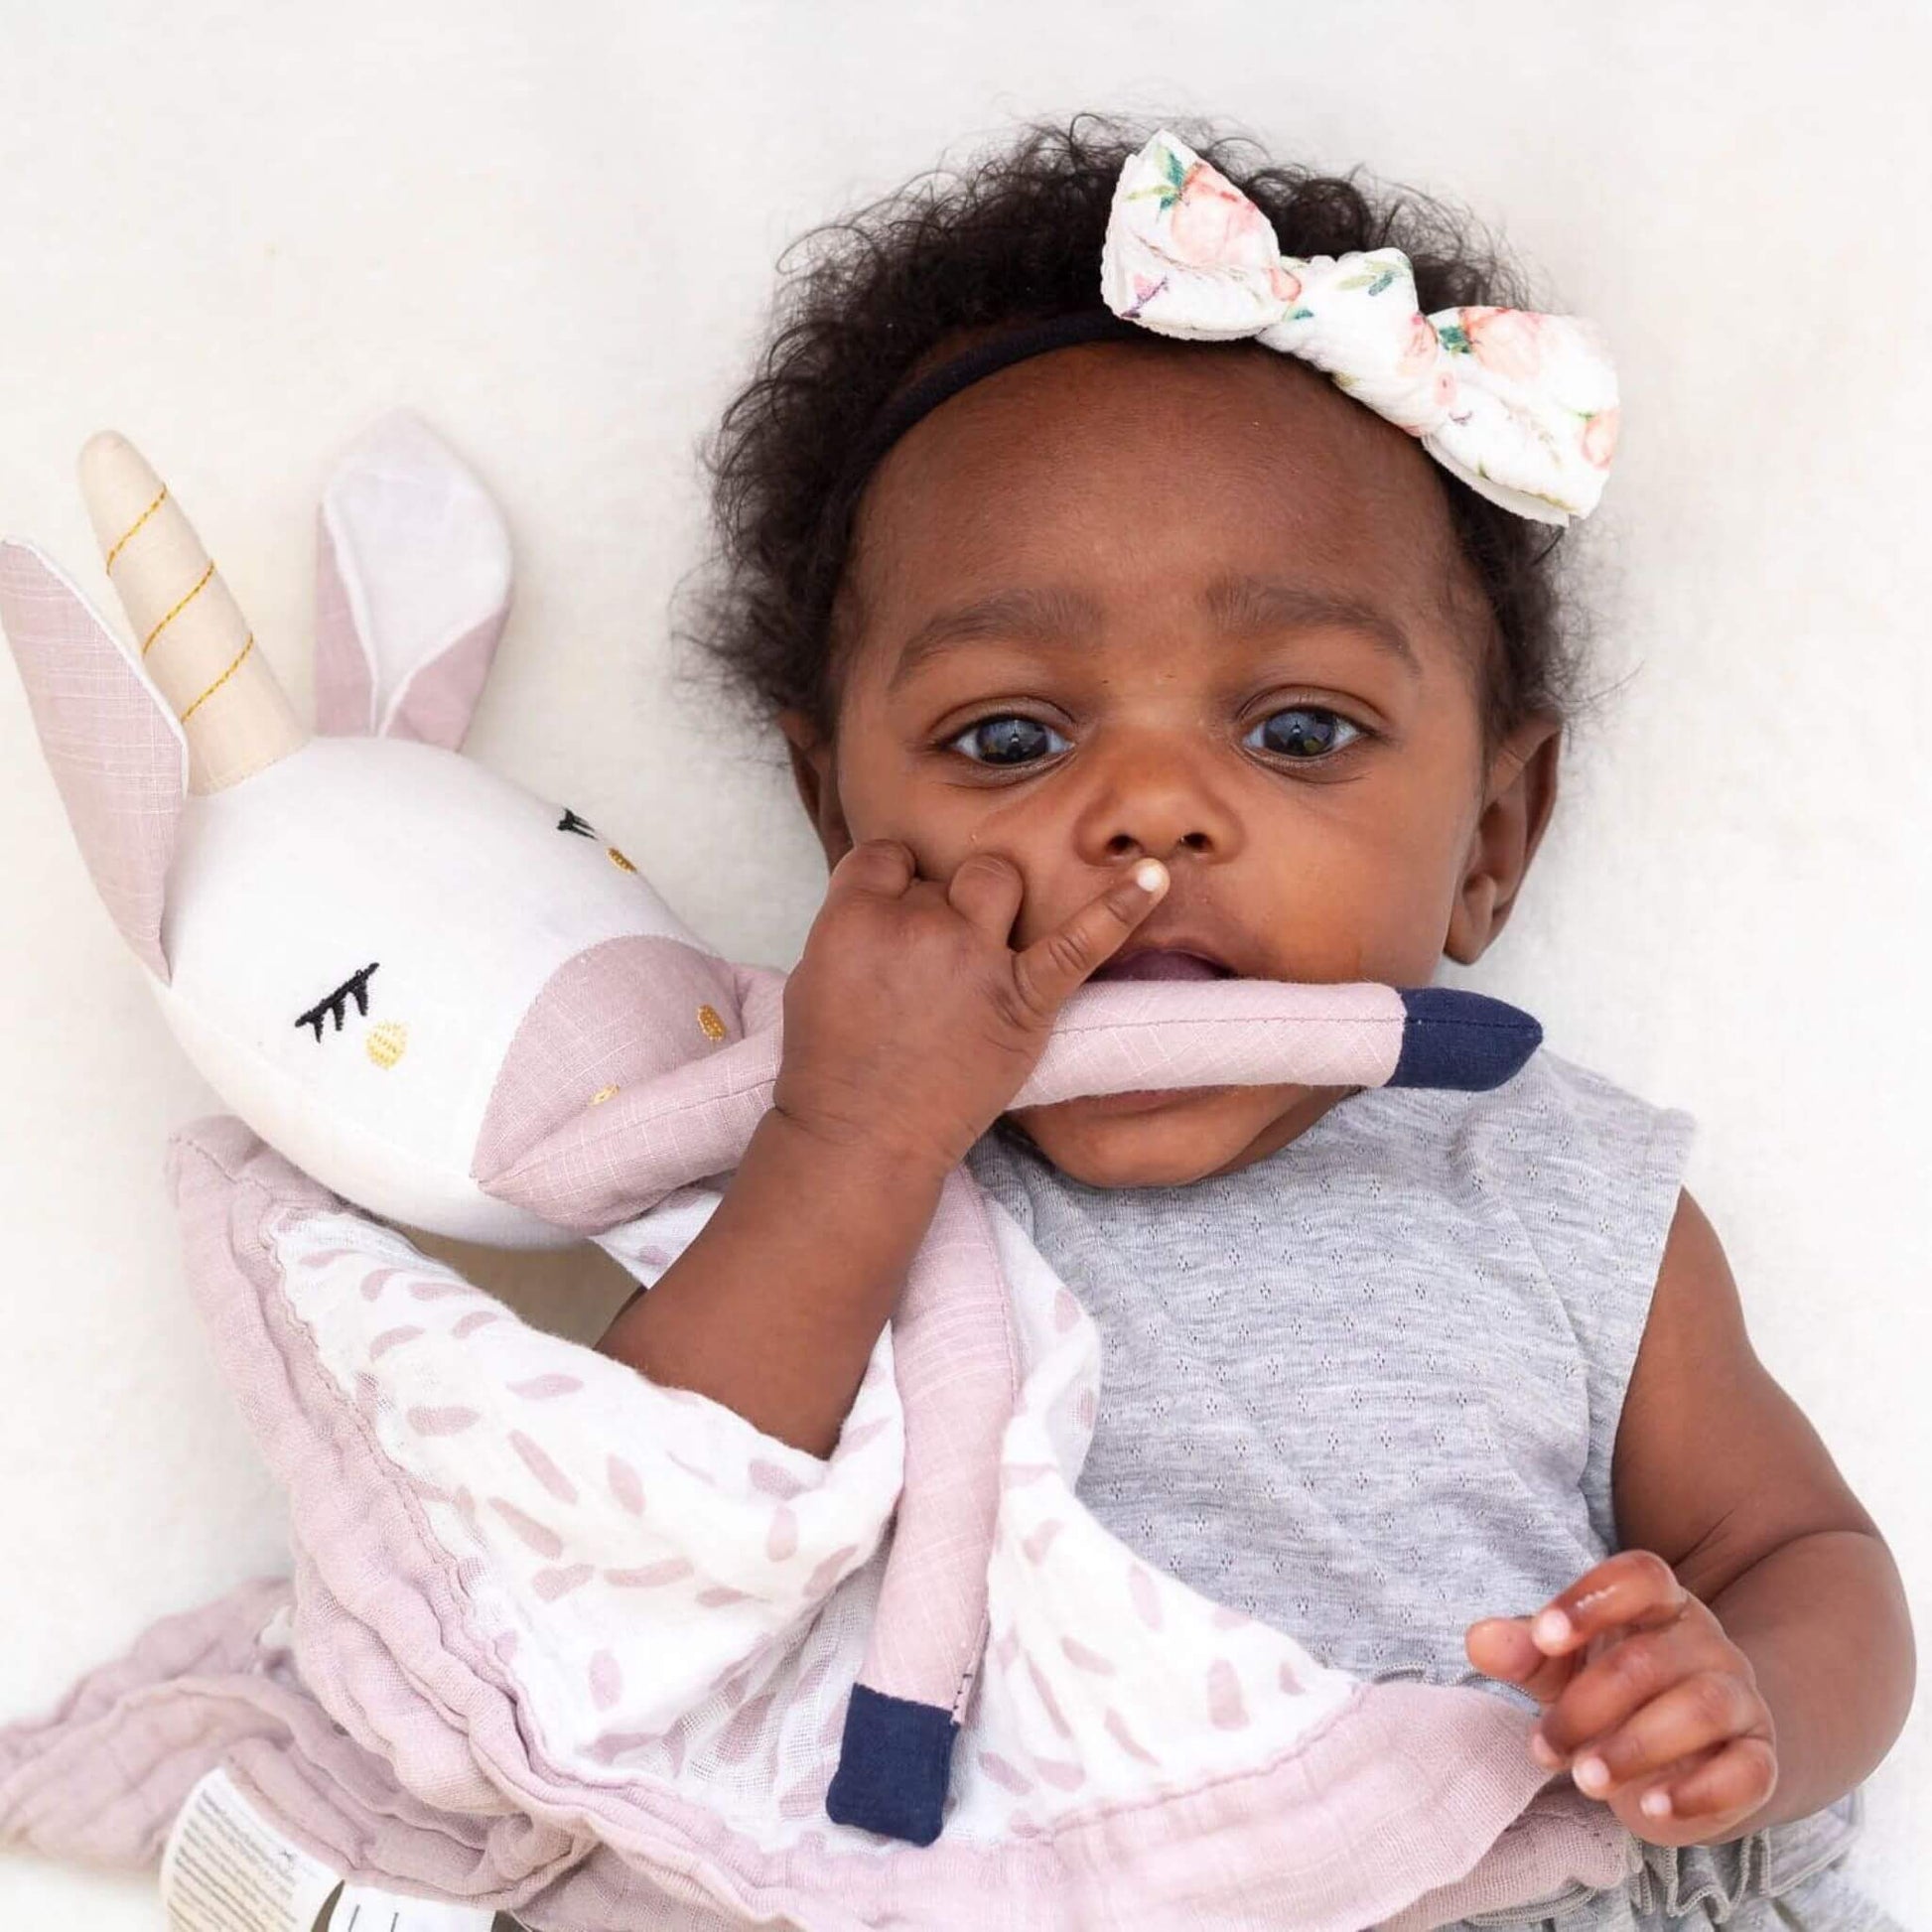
0, 1114, 1643, 1931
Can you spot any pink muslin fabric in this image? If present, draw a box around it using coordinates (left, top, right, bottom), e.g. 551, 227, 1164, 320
0, 540, 186, 981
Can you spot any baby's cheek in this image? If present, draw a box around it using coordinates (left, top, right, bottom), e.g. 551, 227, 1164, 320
1252, 842, 1463, 989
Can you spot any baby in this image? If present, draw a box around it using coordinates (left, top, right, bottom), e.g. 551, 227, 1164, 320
596, 117, 1913, 1926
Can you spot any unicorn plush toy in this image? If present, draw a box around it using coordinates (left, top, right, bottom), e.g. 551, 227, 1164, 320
0, 416, 1639, 1928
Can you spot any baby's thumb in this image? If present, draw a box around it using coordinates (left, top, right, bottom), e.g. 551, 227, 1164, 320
1465, 1615, 1575, 1704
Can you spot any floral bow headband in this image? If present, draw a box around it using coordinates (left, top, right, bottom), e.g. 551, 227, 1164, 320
1099, 131, 1620, 525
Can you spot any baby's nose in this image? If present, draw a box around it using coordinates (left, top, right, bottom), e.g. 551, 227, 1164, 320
1073, 737, 1244, 866
1103, 825, 1215, 860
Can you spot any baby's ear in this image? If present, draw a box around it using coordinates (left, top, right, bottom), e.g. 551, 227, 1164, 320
777, 705, 851, 864
1448, 716, 1561, 963
315, 409, 512, 749
0, 539, 187, 980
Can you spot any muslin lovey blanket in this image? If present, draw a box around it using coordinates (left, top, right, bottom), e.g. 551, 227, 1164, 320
0, 415, 1645, 1928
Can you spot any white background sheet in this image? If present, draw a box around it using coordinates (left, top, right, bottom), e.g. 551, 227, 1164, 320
0, 1, 1925, 1921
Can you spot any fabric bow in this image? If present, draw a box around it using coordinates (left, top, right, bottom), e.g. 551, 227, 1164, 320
1099, 131, 1619, 525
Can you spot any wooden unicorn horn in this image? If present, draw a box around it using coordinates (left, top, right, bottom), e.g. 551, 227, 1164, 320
77, 431, 306, 793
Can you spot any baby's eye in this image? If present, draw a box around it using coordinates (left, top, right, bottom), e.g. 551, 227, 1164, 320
1244, 707, 1362, 760
946, 715, 1071, 766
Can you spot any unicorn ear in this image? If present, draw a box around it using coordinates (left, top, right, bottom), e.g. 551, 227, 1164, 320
0, 539, 187, 981
315, 409, 513, 749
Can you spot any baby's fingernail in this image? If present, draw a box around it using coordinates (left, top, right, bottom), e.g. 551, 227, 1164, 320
1575, 1754, 1610, 1794
1529, 1731, 1562, 1767
1642, 1789, 1673, 1819
1132, 860, 1169, 895
1533, 1609, 1572, 1649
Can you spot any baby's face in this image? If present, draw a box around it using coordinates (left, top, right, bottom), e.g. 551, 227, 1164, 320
785, 340, 1557, 1185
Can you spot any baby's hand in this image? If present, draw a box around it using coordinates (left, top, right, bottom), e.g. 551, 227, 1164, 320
773, 840, 1170, 1176
1465, 1549, 1778, 1846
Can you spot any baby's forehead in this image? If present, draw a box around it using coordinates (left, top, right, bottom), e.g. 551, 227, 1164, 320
850, 340, 1469, 633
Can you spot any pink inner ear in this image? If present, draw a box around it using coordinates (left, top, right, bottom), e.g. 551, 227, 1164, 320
382, 607, 508, 751
0, 541, 185, 981
315, 514, 376, 737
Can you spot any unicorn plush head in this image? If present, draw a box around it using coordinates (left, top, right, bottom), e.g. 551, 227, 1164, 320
1, 414, 753, 1248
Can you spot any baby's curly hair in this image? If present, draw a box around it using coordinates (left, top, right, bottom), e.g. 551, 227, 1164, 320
681, 112, 1589, 751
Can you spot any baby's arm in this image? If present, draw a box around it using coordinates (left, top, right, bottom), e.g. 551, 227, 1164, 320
595, 1108, 943, 1457
596, 840, 1169, 1455
1471, 1189, 1915, 1844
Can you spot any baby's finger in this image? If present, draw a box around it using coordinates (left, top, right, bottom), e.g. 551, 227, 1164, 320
1009, 860, 1170, 1021
1562, 1667, 1766, 1800
1608, 1747, 1725, 1833
1635, 1734, 1778, 1827
1529, 1550, 1689, 1659
827, 838, 916, 902
1464, 1616, 1577, 1706
945, 852, 1025, 941
1529, 1617, 1719, 1764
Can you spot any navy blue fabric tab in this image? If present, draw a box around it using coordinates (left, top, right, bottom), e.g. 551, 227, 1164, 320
824, 1684, 959, 1847
1391, 987, 1542, 1090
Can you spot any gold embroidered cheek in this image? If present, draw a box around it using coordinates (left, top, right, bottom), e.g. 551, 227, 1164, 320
696, 1004, 727, 1043
365, 1022, 409, 1069
607, 847, 636, 873
589, 1084, 621, 1108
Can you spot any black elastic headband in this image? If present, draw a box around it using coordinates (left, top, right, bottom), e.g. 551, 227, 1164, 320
838, 308, 1148, 497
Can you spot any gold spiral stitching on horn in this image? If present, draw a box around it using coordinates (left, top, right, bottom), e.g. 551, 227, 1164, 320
103, 484, 168, 574
140, 558, 214, 656
178, 632, 256, 722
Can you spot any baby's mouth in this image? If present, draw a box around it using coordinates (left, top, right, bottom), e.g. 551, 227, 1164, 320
1088, 948, 1236, 982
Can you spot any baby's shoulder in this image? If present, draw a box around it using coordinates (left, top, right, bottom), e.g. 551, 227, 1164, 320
1425, 1045, 1698, 1295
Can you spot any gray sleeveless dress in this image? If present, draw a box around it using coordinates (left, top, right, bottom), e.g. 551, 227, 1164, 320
964, 1048, 1901, 1931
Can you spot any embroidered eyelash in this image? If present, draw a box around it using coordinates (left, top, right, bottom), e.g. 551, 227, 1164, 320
558, 807, 597, 838
296, 962, 380, 1041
